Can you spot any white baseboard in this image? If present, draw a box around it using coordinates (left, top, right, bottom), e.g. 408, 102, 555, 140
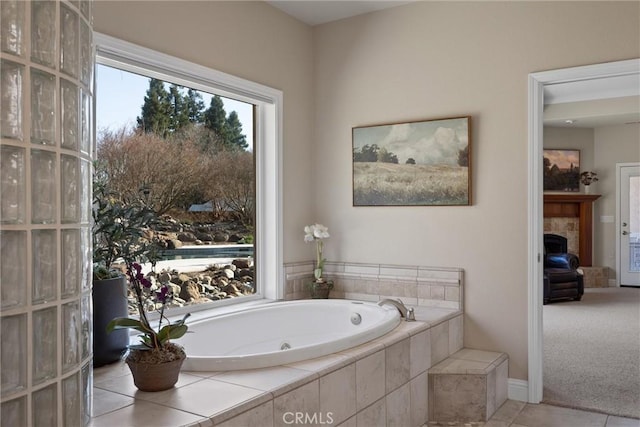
508, 378, 529, 402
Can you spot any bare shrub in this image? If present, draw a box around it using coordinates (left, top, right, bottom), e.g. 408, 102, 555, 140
97, 128, 209, 215
203, 150, 255, 225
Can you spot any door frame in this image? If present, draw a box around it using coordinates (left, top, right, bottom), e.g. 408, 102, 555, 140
617, 162, 640, 287
527, 59, 640, 403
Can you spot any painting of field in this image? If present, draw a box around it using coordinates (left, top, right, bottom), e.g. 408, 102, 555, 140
352, 116, 471, 206
353, 162, 469, 206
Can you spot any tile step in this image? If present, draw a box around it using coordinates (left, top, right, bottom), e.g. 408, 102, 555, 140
428, 348, 509, 423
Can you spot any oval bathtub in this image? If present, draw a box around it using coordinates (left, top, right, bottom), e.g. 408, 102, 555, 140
180, 299, 401, 371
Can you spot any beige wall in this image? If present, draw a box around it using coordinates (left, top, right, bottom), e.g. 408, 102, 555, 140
313, 1, 639, 380
94, 1, 315, 262
94, 1, 639, 382
594, 124, 640, 281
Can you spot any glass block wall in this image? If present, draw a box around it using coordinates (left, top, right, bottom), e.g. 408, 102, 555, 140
1, 1, 94, 425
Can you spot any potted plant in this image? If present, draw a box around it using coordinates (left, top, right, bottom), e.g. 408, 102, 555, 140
304, 223, 333, 298
107, 262, 190, 392
92, 163, 158, 366
580, 171, 599, 193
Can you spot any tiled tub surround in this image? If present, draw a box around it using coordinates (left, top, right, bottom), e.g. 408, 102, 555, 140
284, 261, 463, 311
91, 308, 464, 427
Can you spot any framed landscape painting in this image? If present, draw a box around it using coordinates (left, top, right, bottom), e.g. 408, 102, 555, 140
543, 149, 580, 192
352, 116, 472, 206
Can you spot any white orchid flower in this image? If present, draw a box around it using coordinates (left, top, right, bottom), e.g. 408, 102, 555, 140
312, 224, 330, 239
304, 225, 315, 242
304, 223, 330, 281
304, 224, 329, 241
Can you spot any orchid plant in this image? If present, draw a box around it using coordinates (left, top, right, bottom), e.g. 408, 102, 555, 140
304, 223, 330, 281
106, 262, 190, 352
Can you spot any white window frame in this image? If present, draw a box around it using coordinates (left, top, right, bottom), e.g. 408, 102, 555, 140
94, 33, 284, 310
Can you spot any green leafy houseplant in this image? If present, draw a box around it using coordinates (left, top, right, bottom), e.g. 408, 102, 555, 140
92, 164, 157, 281
92, 162, 163, 366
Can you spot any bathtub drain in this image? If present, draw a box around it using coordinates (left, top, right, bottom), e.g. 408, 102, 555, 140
280, 342, 291, 350
351, 312, 362, 325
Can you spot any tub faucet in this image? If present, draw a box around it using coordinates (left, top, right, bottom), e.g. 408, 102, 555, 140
378, 299, 415, 321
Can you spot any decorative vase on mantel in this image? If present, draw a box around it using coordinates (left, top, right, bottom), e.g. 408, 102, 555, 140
584, 185, 591, 194
308, 278, 334, 299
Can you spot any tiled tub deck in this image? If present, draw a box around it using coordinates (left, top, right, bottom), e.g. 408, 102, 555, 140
92, 263, 466, 426
90, 308, 463, 427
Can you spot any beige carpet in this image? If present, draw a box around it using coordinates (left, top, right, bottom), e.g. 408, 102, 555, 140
543, 287, 640, 419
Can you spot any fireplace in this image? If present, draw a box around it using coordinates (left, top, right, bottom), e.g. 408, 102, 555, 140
543, 194, 601, 266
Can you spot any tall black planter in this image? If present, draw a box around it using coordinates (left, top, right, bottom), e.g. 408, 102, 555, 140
93, 276, 129, 367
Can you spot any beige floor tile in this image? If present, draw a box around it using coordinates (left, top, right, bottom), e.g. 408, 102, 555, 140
93, 362, 131, 385
92, 387, 135, 417
94, 371, 204, 398
89, 399, 206, 427
141, 378, 266, 418
514, 403, 608, 427
490, 400, 526, 423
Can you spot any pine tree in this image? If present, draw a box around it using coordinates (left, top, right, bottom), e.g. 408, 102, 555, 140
203, 95, 228, 141
137, 79, 171, 136
225, 111, 248, 150
185, 89, 205, 123
168, 85, 190, 132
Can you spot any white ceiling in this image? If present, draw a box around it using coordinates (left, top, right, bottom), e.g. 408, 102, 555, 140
266, 0, 413, 26
543, 73, 640, 128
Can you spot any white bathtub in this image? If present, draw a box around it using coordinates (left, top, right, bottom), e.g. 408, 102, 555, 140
180, 299, 401, 371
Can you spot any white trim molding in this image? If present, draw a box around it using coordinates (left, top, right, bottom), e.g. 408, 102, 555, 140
528, 58, 640, 404
508, 379, 530, 403
94, 33, 284, 300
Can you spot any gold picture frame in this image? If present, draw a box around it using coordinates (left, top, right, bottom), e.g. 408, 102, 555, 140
352, 116, 472, 206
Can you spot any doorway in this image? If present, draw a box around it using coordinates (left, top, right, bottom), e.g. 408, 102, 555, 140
527, 59, 640, 404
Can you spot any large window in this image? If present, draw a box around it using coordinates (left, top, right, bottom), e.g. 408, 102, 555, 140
95, 34, 283, 313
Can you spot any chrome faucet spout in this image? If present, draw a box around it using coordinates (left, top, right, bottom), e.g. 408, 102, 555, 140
378, 298, 415, 321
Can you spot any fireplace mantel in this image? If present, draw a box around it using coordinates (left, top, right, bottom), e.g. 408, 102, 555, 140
543, 193, 601, 266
